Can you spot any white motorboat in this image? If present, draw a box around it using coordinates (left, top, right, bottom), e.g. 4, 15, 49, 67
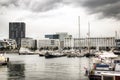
19, 47, 35, 55
88, 51, 120, 80
0, 54, 9, 65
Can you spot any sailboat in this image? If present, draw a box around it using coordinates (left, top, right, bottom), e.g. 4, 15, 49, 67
84, 22, 95, 57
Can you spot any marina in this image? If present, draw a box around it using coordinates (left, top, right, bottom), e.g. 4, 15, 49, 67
88, 51, 120, 80
0, 50, 120, 80
0, 53, 90, 80
0, 0, 120, 80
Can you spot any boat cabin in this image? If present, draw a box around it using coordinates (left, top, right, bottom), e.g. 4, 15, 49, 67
101, 72, 120, 80
89, 61, 120, 80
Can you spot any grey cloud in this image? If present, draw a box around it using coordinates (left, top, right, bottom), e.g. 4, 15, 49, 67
81, 0, 119, 8
0, 0, 63, 12
77, 0, 120, 19
63, 0, 120, 19
29, 0, 62, 12
0, 0, 19, 7
0, 0, 120, 19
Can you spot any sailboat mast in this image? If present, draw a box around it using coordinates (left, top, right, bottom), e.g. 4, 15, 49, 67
88, 22, 90, 53
78, 16, 80, 39
115, 31, 117, 39
78, 16, 81, 49
88, 22, 90, 38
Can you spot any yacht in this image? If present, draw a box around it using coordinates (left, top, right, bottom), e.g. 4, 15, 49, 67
89, 61, 120, 80
88, 51, 120, 80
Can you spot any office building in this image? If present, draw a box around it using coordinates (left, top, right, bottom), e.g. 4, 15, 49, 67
115, 39, 120, 49
45, 34, 59, 39
64, 37, 115, 50
9, 22, 25, 47
38, 39, 60, 50
21, 38, 35, 49
45, 32, 72, 49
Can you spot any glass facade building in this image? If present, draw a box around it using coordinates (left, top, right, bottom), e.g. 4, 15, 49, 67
9, 22, 25, 47
45, 34, 59, 39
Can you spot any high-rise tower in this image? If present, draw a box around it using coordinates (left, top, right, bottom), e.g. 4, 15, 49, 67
9, 22, 25, 48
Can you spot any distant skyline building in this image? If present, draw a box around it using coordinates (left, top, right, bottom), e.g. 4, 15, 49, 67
21, 37, 35, 49
9, 22, 25, 47
45, 32, 72, 49
45, 34, 59, 39
38, 39, 60, 49
64, 37, 115, 50
115, 39, 120, 49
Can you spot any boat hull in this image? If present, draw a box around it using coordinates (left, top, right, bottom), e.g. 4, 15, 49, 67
19, 53, 37, 55
45, 54, 65, 58
89, 75, 101, 80
45, 55, 58, 58
0, 62, 8, 65
39, 54, 45, 57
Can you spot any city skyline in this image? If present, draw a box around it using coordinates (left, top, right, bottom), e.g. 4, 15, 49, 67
0, 0, 120, 39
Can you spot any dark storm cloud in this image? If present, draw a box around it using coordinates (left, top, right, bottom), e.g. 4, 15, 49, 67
79, 0, 120, 19
81, 0, 119, 8
63, 0, 120, 19
0, 0, 120, 19
62, 0, 120, 19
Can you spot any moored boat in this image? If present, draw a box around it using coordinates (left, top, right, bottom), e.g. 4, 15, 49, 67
113, 50, 120, 55
45, 51, 65, 58
38, 50, 47, 57
19, 47, 36, 55
0, 54, 9, 65
101, 72, 120, 80
88, 59, 120, 80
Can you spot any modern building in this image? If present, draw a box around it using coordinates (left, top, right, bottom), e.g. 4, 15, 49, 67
64, 37, 116, 50
21, 38, 35, 49
45, 32, 72, 49
4, 39, 17, 49
64, 35, 73, 48
9, 22, 25, 48
115, 39, 120, 49
37, 39, 60, 50
45, 34, 59, 39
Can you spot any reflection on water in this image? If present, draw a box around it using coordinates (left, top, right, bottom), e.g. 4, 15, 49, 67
0, 66, 7, 80
7, 63, 25, 80
0, 54, 90, 80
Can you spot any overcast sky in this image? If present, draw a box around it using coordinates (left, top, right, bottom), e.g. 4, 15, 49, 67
0, 0, 120, 39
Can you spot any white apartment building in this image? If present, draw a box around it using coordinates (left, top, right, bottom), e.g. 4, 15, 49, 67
64, 35, 73, 48
21, 38, 35, 48
38, 39, 60, 49
64, 37, 115, 50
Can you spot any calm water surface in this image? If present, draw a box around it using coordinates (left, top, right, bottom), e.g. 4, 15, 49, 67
0, 54, 91, 80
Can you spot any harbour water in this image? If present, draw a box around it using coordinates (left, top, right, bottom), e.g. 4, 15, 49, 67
0, 54, 92, 80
